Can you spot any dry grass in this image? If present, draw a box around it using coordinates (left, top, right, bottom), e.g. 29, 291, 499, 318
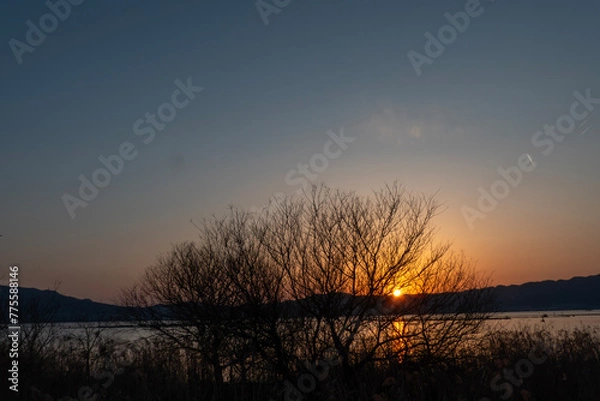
2, 325, 598, 400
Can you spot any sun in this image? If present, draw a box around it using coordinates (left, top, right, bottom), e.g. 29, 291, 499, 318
393, 288, 402, 297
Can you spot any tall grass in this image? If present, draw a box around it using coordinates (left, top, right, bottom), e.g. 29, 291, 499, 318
2, 324, 598, 400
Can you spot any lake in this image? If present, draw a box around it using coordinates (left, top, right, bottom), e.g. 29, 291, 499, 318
35, 309, 600, 342
485, 309, 600, 332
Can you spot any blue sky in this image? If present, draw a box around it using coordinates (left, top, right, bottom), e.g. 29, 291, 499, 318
1, 0, 599, 301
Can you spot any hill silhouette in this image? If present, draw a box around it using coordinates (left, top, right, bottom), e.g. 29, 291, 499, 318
1, 274, 599, 322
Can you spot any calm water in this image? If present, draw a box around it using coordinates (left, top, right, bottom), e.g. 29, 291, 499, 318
39, 309, 600, 341
485, 309, 600, 332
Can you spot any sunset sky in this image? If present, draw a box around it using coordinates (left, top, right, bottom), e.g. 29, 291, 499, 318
1, 0, 599, 302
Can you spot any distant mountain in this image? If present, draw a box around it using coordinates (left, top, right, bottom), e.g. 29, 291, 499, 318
491, 274, 600, 312
1, 274, 599, 322
0, 286, 129, 323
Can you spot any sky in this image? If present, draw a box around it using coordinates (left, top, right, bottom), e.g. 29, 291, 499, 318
1, 0, 599, 303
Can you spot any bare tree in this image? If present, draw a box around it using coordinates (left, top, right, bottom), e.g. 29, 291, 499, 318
122, 182, 493, 400
256, 183, 493, 396
122, 242, 240, 399
204, 208, 309, 383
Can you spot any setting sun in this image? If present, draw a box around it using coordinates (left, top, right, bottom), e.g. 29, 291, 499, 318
393, 288, 402, 297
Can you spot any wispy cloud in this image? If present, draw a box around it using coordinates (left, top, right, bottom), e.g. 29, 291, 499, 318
360, 106, 468, 146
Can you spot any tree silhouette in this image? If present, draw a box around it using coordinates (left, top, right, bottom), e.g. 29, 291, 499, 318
123, 182, 494, 400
